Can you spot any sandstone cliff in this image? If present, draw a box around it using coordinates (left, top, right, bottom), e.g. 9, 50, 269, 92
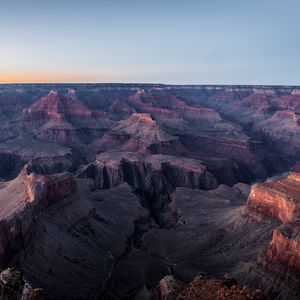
245, 172, 300, 297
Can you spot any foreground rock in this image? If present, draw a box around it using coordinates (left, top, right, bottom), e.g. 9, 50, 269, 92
174, 275, 269, 300
0, 268, 43, 300
151, 275, 182, 300
151, 275, 269, 300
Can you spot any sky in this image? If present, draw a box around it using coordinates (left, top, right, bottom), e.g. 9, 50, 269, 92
0, 0, 299, 85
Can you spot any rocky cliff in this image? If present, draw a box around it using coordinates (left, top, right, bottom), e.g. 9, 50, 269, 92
262, 223, 300, 273
246, 172, 300, 223
78, 151, 217, 193
245, 172, 300, 298
0, 167, 77, 267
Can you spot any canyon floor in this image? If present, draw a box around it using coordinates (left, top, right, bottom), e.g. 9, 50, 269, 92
0, 84, 299, 299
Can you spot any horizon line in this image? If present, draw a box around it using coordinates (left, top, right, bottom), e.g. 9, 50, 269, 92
0, 82, 299, 88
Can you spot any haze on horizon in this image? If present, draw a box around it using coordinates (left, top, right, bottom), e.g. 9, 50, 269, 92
0, 0, 299, 85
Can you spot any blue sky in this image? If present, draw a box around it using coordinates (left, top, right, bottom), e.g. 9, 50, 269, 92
0, 0, 299, 84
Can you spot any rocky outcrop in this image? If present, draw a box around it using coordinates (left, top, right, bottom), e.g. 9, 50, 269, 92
151, 276, 182, 300
0, 268, 44, 300
174, 275, 269, 300
246, 172, 300, 223
89, 113, 188, 154
0, 134, 75, 177
0, 168, 77, 267
18, 183, 148, 300
26, 154, 76, 175
262, 222, 300, 274
113, 113, 177, 142
150, 275, 269, 300
77, 152, 218, 194
22, 90, 92, 120
39, 172, 77, 204
245, 171, 300, 294
0, 268, 24, 300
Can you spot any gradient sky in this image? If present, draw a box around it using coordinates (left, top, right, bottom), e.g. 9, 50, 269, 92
0, 0, 299, 84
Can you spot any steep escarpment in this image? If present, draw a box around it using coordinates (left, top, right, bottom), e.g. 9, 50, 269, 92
77, 152, 218, 227
0, 168, 149, 300
246, 172, 300, 223
244, 172, 300, 299
17, 183, 148, 300
78, 152, 217, 193
262, 223, 300, 274
0, 168, 77, 267
0, 136, 77, 179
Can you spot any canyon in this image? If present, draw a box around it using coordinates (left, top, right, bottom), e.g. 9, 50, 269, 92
0, 84, 299, 299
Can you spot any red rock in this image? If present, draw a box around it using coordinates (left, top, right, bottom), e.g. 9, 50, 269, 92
246, 172, 300, 286
246, 172, 300, 223
263, 223, 300, 273
21, 90, 113, 145
170, 275, 270, 300
23, 90, 92, 120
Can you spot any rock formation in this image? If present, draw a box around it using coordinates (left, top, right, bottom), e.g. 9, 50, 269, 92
150, 274, 269, 300
174, 275, 269, 300
247, 172, 300, 223
0, 167, 77, 267
245, 171, 300, 298
0, 84, 298, 299
78, 152, 217, 192
0, 267, 44, 300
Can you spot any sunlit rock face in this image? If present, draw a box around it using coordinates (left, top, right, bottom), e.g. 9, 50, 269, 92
0, 84, 299, 299
246, 172, 300, 223
263, 223, 300, 272
245, 171, 300, 298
